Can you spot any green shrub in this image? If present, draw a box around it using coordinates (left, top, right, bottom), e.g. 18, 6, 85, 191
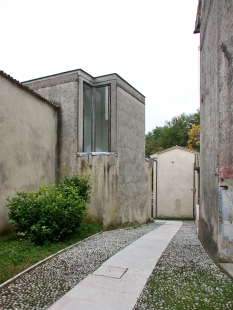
6, 174, 92, 245
60, 173, 92, 203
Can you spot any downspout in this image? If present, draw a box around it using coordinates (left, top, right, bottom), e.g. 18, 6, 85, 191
150, 154, 158, 218
151, 160, 154, 218
193, 163, 196, 219
154, 159, 158, 218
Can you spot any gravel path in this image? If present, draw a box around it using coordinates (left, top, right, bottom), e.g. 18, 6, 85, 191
0, 222, 162, 310
1, 221, 233, 310
134, 221, 233, 310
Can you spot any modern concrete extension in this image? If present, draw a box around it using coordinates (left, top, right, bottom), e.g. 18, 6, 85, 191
23, 70, 151, 231
49, 221, 182, 310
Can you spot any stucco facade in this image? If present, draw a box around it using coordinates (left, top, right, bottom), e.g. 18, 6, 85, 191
195, 0, 233, 262
23, 69, 151, 229
151, 146, 198, 219
0, 71, 58, 232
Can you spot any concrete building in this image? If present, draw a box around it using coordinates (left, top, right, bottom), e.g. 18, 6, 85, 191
23, 69, 151, 230
0, 71, 58, 233
150, 146, 199, 219
195, 0, 233, 262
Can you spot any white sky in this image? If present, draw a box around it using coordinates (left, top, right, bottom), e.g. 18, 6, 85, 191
1, 0, 200, 133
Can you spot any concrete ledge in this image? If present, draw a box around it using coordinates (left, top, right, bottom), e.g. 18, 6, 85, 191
219, 263, 233, 279
0, 232, 102, 290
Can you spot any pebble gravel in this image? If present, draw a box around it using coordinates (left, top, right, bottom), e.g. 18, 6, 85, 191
1, 221, 233, 310
134, 221, 233, 310
0, 222, 162, 310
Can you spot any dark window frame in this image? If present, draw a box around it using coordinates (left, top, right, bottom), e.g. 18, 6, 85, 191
83, 82, 111, 152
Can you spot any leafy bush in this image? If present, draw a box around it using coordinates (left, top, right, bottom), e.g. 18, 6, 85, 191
6, 174, 92, 245
60, 173, 92, 203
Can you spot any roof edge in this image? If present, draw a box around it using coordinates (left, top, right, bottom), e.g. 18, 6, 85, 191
0, 71, 59, 109
22, 68, 91, 83
150, 145, 199, 157
95, 72, 145, 98
22, 69, 145, 98
194, 0, 204, 34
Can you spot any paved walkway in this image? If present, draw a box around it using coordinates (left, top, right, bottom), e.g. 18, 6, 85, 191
48, 221, 182, 310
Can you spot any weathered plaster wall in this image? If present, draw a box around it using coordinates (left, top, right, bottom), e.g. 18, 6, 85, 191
219, 179, 233, 261
153, 148, 196, 219
24, 72, 79, 177
217, 0, 233, 262
76, 154, 120, 229
77, 153, 151, 230
199, 0, 233, 262
0, 74, 57, 232
117, 86, 151, 225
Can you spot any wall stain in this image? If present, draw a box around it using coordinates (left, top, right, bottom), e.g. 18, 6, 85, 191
0, 163, 8, 185
80, 159, 87, 172
219, 165, 233, 179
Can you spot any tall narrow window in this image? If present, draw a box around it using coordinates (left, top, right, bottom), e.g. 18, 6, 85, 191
83, 83, 110, 152
83, 83, 92, 152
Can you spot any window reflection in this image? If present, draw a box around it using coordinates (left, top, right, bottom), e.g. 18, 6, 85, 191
83, 83, 109, 152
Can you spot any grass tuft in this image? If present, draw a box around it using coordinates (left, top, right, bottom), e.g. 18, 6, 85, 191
0, 222, 102, 284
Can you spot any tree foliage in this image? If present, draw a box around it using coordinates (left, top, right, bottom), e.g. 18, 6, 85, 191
145, 110, 200, 157
187, 124, 200, 152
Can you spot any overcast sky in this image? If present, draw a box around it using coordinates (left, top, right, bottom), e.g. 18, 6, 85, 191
1, 0, 200, 133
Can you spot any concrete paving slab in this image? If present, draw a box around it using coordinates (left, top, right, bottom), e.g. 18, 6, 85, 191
65, 284, 137, 308
68, 273, 146, 296
93, 265, 128, 278
219, 263, 233, 278
48, 297, 72, 310
56, 297, 124, 310
154, 220, 183, 226
48, 221, 182, 310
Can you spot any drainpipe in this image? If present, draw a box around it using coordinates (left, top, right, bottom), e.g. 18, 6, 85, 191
151, 160, 154, 218
154, 159, 158, 218
193, 163, 196, 219
150, 154, 158, 218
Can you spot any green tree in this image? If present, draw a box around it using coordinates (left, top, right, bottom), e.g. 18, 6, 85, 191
187, 124, 200, 152
145, 126, 164, 156
145, 110, 200, 157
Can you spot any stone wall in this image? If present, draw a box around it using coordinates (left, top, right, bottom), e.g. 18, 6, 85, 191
0, 72, 58, 233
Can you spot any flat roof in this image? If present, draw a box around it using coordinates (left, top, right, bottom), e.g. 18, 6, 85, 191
23, 69, 146, 98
